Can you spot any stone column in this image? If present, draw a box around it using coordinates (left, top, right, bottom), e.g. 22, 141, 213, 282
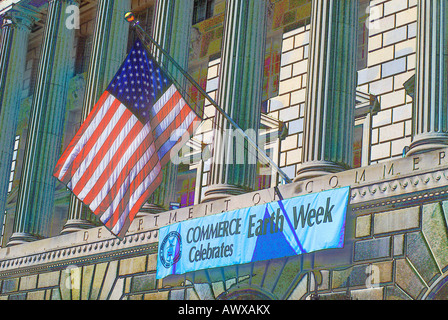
407, 0, 448, 156
141, 0, 195, 214
62, 0, 131, 234
0, 11, 34, 242
8, 0, 78, 246
202, 0, 267, 202
295, 0, 358, 181
152, 0, 194, 81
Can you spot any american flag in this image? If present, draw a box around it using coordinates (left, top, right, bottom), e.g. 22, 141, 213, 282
54, 39, 201, 238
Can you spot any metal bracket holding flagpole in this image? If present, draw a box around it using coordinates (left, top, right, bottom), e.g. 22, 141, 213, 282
124, 12, 293, 185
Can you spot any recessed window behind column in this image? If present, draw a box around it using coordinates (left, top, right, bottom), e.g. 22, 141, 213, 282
193, 0, 215, 25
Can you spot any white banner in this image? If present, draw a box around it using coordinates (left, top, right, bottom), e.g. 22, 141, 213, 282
157, 187, 350, 279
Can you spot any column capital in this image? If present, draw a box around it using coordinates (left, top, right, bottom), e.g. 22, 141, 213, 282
54, 0, 82, 5
47, 0, 80, 4
3, 8, 37, 31
0, 16, 11, 29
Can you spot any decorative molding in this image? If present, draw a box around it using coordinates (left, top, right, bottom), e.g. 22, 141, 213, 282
3, 5, 39, 30
350, 185, 448, 213
0, 230, 159, 277
350, 171, 448, 202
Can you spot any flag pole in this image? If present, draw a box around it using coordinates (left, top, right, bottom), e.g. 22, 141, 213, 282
124, 12, 293, 184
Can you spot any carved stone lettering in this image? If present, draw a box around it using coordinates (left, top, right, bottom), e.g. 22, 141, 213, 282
355, 169, 366, 184
413, 157, 420, 171
329, 176, 339, 188
383, 163, 394, 179
439, 151, 446, 165
252, 193, 261, 205
305, 180, 314, 193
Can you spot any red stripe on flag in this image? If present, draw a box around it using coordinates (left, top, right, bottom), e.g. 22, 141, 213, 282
92, 136, 156, 219
115, 170, 163, 239
54, 91, 110, 178
102, 151, 161, 230
61, 98, 123, 185
154, 105, 193, 150
149, 90, 182, 130
159, 116, 200, 167
71, 108, 134, 196
81, 119, 145, 206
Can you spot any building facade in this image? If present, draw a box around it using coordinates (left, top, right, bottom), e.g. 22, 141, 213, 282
0, 0, 447, 300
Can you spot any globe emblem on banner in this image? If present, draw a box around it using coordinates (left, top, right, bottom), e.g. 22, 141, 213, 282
159, 231, 182, 268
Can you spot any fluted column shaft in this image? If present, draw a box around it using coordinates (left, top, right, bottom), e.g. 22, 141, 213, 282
152, 0, 193, 82
9, 0, 78, 246
142, 0, 194, 214
295, 0, 358, 181
0, 12, 34, 241
203, 0, 267, 202
408, 0, 448, 156
62, 0, 131, 234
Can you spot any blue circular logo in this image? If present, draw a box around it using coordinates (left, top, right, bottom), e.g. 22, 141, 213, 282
159, 231, 182, 268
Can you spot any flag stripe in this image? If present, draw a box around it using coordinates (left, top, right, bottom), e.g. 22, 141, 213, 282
61, 95, 121, 185
149, 89, 182, 129
107, 149, 160, 226
111, 163, 163, 236
159, 115, 199, 167
68, 101, 127, 190
106, 155, 162, 232
157, 110, 199, 161
75, 112, 138, 200
154, 103, 193, 151
99, 145, 159, 225
82, 117, 145, 206
153, 97, 186, 140
150, 84, 177, 118
126, 171, 163, 225
89, 121, 153, 212
55, 92, 112, 180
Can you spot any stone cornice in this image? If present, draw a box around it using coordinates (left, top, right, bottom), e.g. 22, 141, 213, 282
2, 147, 448, 277
0, 229, 159, 277
0, 1, 20, 15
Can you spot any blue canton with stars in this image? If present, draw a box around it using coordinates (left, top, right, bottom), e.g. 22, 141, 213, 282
107, 39, 173, 124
